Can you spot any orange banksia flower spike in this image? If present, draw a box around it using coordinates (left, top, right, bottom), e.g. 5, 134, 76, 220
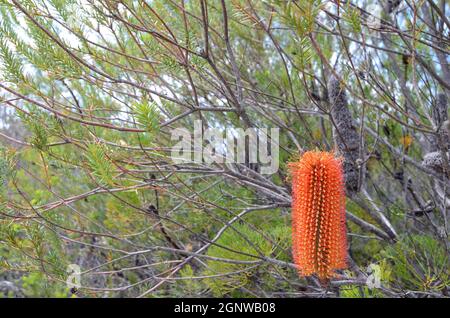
289, 151, 348, 281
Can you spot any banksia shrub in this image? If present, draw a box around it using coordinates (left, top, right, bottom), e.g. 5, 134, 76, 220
289, 151, 348, 281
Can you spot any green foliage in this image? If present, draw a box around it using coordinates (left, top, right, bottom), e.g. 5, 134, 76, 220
179, 265, 203, 296
0, 146, 16, 192
294, 37, 313, 70
21, 272, 69, 298
0, 0, 447, 298
132, 99, 160, 133
18, 106, 64, 151
340, 259, 392, 298
279, 0, 322, 36
377, 235, 449, 293
85, 143, 114, 186
202, 221, 290, 297
0, 37, 24, 82
344, 5, 362, 34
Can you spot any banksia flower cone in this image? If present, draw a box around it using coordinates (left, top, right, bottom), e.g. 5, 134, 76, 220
289, 151, 348, 281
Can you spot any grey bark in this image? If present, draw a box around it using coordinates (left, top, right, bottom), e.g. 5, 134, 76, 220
328, 76, 364, 196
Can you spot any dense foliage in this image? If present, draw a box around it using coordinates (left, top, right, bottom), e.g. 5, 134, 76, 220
0, 0, 448, 297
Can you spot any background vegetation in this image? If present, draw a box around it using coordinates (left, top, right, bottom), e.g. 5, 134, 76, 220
0, 0, 448, 297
